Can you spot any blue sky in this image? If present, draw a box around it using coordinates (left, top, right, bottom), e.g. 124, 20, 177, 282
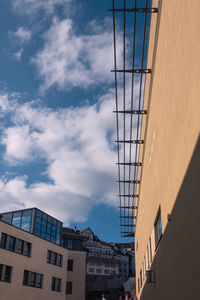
0, 0, 150, 242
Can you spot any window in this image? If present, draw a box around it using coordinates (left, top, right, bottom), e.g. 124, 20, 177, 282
47, 250, 62, 267
96, 268, 102, 273
89, 268, 94, 273
23, 270, 43, 288
105, 269, 110, 274
154, 209, 162, 248
0, 233, 31, 257
67, 259, 73, 271
23, 242, 31, 257
8, 236, 16, 252
51, 277, 61, 292
0, 264, 12, 282
67, 240, 73, 250
66, 281, 72, 294
15, 239, 23, 254
0, 233, 7, 249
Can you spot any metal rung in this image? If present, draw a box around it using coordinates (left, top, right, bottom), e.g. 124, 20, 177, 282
115, 140, 144, 144
108, 8, 158, 13
117, 162, 142, 166
114, 110, 147, 114
119, 206, 137, 209
111, 69, 151, 74
117, 180, 140, 184
119, 194, 139, 198
120, 216, 136, 219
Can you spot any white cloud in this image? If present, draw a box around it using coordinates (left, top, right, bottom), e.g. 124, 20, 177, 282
14, 49, 23, 60
0, 92, 118, 224
12, 27, 32, 44
12, 0, 72, 16
32, 17, 123, 93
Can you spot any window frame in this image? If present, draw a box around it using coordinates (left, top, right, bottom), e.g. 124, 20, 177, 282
66, 281, 72, 295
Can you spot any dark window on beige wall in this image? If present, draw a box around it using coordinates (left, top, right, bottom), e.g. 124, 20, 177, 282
154, 209, 162, 248
66, 281, 72, 294
0, 233, 31, 257
23, 270, 43, 288
0, 264, 12, 282
149, 237, 152, 262
51, 277, 61, 292
47, 250, 62, 267
67, 259, 73, 271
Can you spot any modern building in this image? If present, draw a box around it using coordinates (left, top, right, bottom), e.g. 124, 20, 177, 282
0, 208, 86, 300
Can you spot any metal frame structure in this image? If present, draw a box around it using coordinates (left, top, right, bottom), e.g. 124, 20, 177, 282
110, 0, 158, 237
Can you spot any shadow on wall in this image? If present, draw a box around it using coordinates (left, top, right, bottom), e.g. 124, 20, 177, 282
141, 134, 200, 300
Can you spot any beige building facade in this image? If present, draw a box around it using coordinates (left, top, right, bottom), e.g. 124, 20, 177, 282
0, 220, 86, 300
135, 0, 200, 299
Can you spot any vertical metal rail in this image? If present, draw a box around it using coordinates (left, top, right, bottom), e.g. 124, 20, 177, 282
112, 0, 122, 228
123, 0, 126, 235
128, 0, 137, 231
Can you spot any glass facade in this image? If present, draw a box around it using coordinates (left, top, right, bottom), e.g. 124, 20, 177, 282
34, 209, 62, 245
1, 209, 32, 232
1, 208, 62, 245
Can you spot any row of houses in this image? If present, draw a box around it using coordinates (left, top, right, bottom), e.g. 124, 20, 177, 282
0, 207, 135, 300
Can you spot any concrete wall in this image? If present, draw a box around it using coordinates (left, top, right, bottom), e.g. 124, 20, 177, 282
135, 0, 200, 299
66, 250, 86, 300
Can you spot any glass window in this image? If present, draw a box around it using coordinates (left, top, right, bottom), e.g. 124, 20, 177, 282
51, 252, 56, 265
56, 254, 62, 267
35, 273, 43, 288
67, 240, 73, 250
41, 232, 46, 239
21, 212, 31, 232
36, 216, 42, 224
29, 272, 36, 287
47, 250, 51, 263
47, 222, 51, 234
51, 236, 56, 243
1, 213, 12, 224
66, 281, 72, 294
36, 210, 42, 217
23, 242, 31, 257
23, 270, 29, 285
15, 239, 23, 254
154, 210, 162, 248
4, 266, 12, 282
51, 277, 61, 292
12, 211, 22, 228
0, 233, 7, 249
8, 236, 16, 252
67, 259, 73, 271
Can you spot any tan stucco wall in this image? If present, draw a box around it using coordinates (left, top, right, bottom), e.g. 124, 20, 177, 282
135, 0, 200, 299
66, 250, 86, 300
0, 220, 68, 300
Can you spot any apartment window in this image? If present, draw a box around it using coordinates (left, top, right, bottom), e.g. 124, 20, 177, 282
89, 268, 94, 272
23, 270, 43, 288
15, 239, 23, 254
0, 264, 12, 282
66, 281, 72, 294
138, 278, 140, 293
67, 240, 73, 250
96, 268, 102, 273
147, 245, 150, 268
67, 259, 73, 271
0, 233, 7, 248
105, 269, 110, 274
0, 233, 31, 257
51, 277, 61, 292
8, 236, 16, 251
140, 270, 142, 287
154, 209, 162, 248
47, 250, 62, 267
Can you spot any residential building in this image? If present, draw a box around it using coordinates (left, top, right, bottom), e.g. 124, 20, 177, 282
0, 208, 86, 300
